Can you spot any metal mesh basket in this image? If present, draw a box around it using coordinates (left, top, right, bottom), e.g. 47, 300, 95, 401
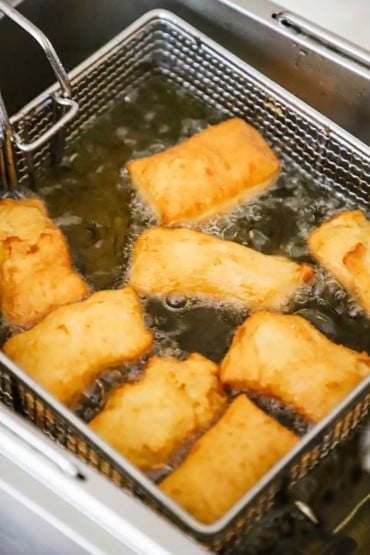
0, 9, 370, 551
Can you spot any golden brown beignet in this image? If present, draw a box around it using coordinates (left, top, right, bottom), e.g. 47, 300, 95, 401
127, 118, 280, 225
160, 395, 297, 524
130, 227, 312, 311
308, 210, 370, 316
221, 312, 370, 422
0, 197, 88, 327
3, 287, 153, 406
89, 353, 226, 471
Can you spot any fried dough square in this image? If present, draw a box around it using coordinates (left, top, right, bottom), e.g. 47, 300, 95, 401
127, 118, 280, 225
308, 210, 370, 316
221, 312, 370, 422
3, 287, 153, 406
160, 395, 297, 524
89, 353, 226, 471
129, 227, 312, 311
0, 197, 88, 327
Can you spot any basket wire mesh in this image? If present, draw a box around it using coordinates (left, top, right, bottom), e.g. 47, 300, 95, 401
0, 9, 370, 550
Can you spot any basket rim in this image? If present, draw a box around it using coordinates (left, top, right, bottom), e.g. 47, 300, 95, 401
10, 9, 370, 160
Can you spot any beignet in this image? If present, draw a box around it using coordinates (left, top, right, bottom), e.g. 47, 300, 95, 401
3, 287, 153, 406
89, 353, 226, 471
221, 312, 370, 422
308, 210, 370, 316
0, 197, 88, 327
160, 395, 297, 524
130, 227, 312, 311
127, 118, 280, 225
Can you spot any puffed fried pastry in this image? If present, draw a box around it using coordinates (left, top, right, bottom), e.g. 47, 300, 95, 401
308, 210, 370, 316
3, 287, 153, 406
221, 312, 370, 422
127, 118, 280, 225
160, 395, 297, 524
89, 353, 226, 471
0, 197, 88, 327
130, 227, 312, 311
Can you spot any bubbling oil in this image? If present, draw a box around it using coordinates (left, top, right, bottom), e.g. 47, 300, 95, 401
3, 75, 369, 459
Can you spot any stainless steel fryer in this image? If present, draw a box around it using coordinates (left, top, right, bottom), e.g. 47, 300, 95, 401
0, 4, 370, 552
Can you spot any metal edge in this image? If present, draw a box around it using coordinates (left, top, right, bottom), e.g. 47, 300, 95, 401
0, 405, 206, 555
10, 9, 166, 124
272, 10, 370, 70
1, 340, 370, 539
218, 0, 370, 78
0, 350, 178, 517
210, 376, 370, 534
1, 7, 369, 539
10, 8, 370, 160
156, 10, 370, 158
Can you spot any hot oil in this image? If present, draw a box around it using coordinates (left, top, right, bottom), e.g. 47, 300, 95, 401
25, 76, 370, 408
32, 75, 370, 365
4, 75, 370, 503
35, 76, 223, 291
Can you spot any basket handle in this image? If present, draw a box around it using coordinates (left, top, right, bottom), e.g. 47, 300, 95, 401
0, 91, 18, 191
0, 0, 78, 189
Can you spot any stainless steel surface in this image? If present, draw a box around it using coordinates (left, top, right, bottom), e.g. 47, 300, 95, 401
0, 9, 369, 550
273, 11, 370, 69
0, 0, 368, 145
276, 0, 370, 51
0, 404, 206, 555
0, 402, 81, 478
0, 487, 91, 555
221, 0, 370, 145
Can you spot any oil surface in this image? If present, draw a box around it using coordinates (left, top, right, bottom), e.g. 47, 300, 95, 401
35, 76, 223, 291
9, 74, 369, 415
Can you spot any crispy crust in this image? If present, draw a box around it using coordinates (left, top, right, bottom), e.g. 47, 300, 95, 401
160, 395, 297, 524
130, 227, 313, 311
3, 287, 153, 406
127, 118, 280, 225
89, 353, 226, 471
221, 311, 370, 422
0, 197, 88, 327
308, 210, 370, 316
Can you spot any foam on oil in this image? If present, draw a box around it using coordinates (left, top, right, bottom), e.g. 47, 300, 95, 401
3, 75, 369, 448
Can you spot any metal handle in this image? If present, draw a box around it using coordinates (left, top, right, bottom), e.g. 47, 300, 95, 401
0, 0, 78, 190
0, 404, 82, 479
0, 92, 18, 192
0, 0, 72, 98
273, 11, 370, 70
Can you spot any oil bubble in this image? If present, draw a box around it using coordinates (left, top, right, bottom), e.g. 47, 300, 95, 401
166, 294, 187, 309
249, 228, 270, 252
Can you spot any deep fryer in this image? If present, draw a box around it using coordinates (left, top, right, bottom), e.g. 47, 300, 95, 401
0, 1, 369, 552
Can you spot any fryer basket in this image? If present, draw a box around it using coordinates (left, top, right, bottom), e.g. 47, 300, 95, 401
0, 9, 370, 551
